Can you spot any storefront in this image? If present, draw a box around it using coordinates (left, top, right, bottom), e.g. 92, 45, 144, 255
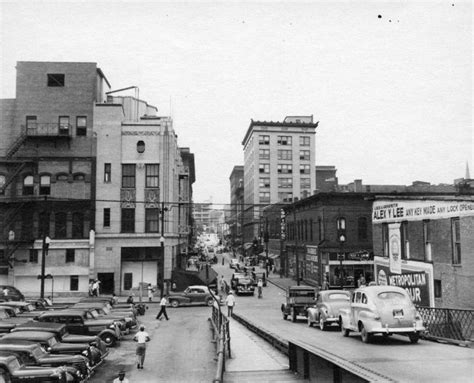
322, 251, 374, 289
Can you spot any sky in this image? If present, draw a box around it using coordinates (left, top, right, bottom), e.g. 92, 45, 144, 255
1, 0, 472, 205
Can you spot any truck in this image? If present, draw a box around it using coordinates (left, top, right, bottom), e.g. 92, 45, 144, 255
281, 285, 317, 322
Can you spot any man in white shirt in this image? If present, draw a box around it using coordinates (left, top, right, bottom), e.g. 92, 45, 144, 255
225, 291, 236, 317
133, 325, 150, 369
112, 370, 129, 383
156, 295, 169, 320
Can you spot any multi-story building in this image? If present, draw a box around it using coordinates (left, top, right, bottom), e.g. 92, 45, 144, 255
315, 165, 338, 192
0, 61, 110, 296
372, 195, 474, 308
94, 95, 192, 296
241, 116, 318, 243
193, 200, 212, 234
229, 166, 244, 247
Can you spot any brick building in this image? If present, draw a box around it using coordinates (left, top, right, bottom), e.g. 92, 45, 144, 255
372, 196, 474, 309
228, 165, 244, 247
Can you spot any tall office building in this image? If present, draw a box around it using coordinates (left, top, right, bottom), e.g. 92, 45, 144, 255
241, 116, 318, 242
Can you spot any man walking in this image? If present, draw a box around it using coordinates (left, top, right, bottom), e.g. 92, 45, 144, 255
133, 325, 150, 369
156, 295, 169, 320
225, 291, 235, 317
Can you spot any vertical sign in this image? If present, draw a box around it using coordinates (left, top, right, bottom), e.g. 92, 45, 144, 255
280, 209, 286, 240
389, 223, 401, 274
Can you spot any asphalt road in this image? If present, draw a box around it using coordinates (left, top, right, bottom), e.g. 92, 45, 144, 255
89, 303, 216, 383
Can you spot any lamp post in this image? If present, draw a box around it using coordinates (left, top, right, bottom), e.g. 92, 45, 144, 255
159, 236, 165, 298
338, 233, 346, 289
40, 236, 51, 299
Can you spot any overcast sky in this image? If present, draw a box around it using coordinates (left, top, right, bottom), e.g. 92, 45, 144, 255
1, 0, 472, 205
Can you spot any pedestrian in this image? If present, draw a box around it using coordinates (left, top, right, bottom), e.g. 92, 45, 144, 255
171, 282, 177, 291
92, 280, 100, 297
147, 284, 154, 302
156, 295, 169, 320
2, 287, 9, 297
225, 291, 236, 317
257, 279, 263, 299
113, 370, 129, 383
88, 281, 94, 296
133, 325, 150, 369
112, 293, 119, 305
219, 275, 225, 293
126, 294, 135, 304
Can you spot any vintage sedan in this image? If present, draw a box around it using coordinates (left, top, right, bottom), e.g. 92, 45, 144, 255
307, 290, 351, 330
168, 286, 215, 308
229, 259, 240, 270
233, 277, 255, 296
339, 285, 425, 344
281, 286, 316, 322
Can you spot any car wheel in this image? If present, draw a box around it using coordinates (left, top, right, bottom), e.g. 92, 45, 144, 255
307, 317, 313, 327
101, 334, 117, 347
360, 324, 371, 343
340, 318, 350, 337
409, 333, 420, 344
291, 308, 297, 322
206, 298, 213, 306
170, 300, 179, 308
319, 316, 326, 331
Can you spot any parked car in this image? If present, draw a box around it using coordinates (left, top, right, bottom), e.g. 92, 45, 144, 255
339, 285, 426, 344
71, 303, 137, 330
0, 342, 88, 381
0, 306, 35, 326
0, 285, 25, 302
0, 301, 45, 318
0, 353, 73, 382
307, 290, 351, 330
34, 310, 121, 347
27, 298, 69, 311
167, 286, 215, 308
281, 286, 316, 322
11, 322, 108, 362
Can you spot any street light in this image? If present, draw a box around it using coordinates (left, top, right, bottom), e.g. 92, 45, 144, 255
338, 233, 346, 289
159, 235, 165, 298
40, 236, 51, 299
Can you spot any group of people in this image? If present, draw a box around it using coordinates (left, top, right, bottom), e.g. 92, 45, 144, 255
88, 279, 101, 297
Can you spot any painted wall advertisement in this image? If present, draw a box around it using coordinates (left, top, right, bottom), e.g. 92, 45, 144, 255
376, 264, 431, 306
388, 223, 401, 274
373, 199, 474, 223
305, 246, 319, 281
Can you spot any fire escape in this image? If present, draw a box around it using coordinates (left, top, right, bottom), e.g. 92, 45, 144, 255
1, 122, 72, 270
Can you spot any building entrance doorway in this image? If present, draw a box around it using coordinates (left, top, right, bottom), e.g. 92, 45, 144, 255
97, 273, 114, 295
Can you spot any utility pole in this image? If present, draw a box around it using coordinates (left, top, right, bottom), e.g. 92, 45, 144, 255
294, 206, 299, 286
160, 201, 168, 298
40, 235, 51, 299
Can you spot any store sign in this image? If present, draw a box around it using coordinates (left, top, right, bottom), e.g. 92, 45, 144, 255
377, 266, 430, 306
280, 209, 286, 240
373, 199, 474, 223
388, 223, 401, 274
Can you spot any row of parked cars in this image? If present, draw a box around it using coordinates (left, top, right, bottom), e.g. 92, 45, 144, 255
281, 284, 426, 344
0, 290, 144, 382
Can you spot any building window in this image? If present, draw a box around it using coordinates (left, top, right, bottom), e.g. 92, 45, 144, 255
72, 212, 83, 239
73, 174, 85, 181
0, 174, 5, 195
56, 173, 68, 182
58, 116, 70, 135
451, 218, 461, 265
29, 249, 38, 263
259, 192, 270, 203
277, 136, 292, 145
278, 178, 293, 188
47, 73, 65, 87
39, 211, 50, 237
434, 279, 442, 298
124, 273, 133, 290
259, 164, 270, 174
121, 208, 135, 233
400, 221, 409, 259
277, 164, 292, 174
278, 192, 293, 202
258, 135, 270, 145
259, 177, 270, 188
300, 136, 310, 146
137, 140, 145, 153
26, 116, 37, 130
423, 220, 432, 262
358, 217, 368, 241
145, 208, 159, 233
23, 175, 34, 195
70, 275, 79, 291
382, 223, 389, 257
146, 164, 159, 187
277, 150, 292, 160
318, 217, 323, 241
122, 164, 136, 188
65, 249, 75, 263
103, 208, 110, 227
310, 219, 313, 241
40, 175, 51, 195
259, 149, 270, 159
299, 150, 310, 160
55, 212, 68, 238
76, 116, 87, 136
300, 178, 310, 189
104, 163, 111, 183
299, 164, 310, 174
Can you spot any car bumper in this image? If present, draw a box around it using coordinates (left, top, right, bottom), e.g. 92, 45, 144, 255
366, 324, 426, 334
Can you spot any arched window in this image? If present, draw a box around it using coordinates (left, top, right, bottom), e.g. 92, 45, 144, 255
72, 212, 84, 238
73, 173, 85, 181
56, 173, 69, 182
337, 217, 346, 230
23, 175, 34, 195
55, 212, 68, 238
40, 175, 51, 195
358, 217, 368, 241
137, 140, 145, 153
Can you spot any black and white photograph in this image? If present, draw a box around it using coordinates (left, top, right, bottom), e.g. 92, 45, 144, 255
0, 0, 472, 382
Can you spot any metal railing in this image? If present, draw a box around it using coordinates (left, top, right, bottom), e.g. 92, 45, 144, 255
209, 305, 231, 383
417, 306, 474, 343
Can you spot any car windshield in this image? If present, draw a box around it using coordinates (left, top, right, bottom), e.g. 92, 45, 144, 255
32, 345, 46, 359
8, 358, 21, 371
327, 293, 350, 301
25, 304, 35, 312
290, 290, 314, 297
88, 310, 100, 319
47, 336, 58, 347
377, 291, 409, 303
0, 311, 9, 319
